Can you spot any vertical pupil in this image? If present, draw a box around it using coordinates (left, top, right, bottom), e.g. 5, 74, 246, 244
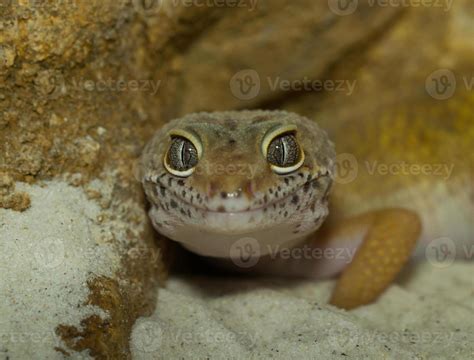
268, 134, 299, 167
169, 136, 197, 171
181, 143, 193, 166
276, 139, 285, 165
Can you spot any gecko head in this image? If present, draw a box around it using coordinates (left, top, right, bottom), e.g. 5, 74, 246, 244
139, 110, 335, 258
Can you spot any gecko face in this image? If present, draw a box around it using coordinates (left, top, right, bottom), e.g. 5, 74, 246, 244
139, 111, 335, 258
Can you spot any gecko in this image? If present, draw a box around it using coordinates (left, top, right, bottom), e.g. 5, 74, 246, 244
138, 110, 422, 310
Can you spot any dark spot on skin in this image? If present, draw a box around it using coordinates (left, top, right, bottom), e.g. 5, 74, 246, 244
170, 200, 178, 208
196, 193, 201, 199
284, 211, 288, 217
190, 186, 194, 191
217, 206, 226, 213
190, 195, 194, 203
298, 173, 305, 178
314, 216, 320, 224
275, 192, 279, 198
160, 186, 166, 197
279, 202, 285, 208
291, 195, 299, 205
221, 192, 228, 199
263, 194, 268, 203
306, 174, 312, 182
182, 190, 186, 198
293, 230, 299, 234
269, 188, 273, 194
177, 179, 185, 186
312, 180, 319, 189
251, 115, 268, 124
311, 202, 316, 212
180, 208, 187, 216
168, 178, 173, 187
187, 209, 192, 218
277, 186, 281, 191
228, 121, 237, 130
229, 139, 236, 145
303, 182, 311, 193
284, 178, 290, 185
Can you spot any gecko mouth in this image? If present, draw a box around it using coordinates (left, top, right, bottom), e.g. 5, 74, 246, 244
156, 175, 324, 216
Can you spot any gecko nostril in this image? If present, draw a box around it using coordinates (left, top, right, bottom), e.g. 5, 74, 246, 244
221, 189, 243, 199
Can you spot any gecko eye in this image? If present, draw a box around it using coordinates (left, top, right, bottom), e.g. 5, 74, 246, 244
164, 130, 202, 177
262, 125, 305, 175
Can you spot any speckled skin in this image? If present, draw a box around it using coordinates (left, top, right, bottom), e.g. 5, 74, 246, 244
139, 110, 421, 309
140, 111, 335, 257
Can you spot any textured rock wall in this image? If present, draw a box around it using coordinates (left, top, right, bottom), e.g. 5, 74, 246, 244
1, 0, 473, 358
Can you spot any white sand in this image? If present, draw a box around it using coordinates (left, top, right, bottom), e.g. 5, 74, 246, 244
132, 261, 473, 359
0, 181, 121, 359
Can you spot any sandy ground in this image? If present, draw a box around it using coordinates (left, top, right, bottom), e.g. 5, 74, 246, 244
131, 261, 473, 360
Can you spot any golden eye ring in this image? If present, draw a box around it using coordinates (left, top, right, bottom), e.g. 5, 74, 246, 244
262, 125, 305, 175
164, 129, 202, 177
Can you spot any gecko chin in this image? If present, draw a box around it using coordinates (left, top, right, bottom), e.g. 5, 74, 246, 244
147, 179, 331, 258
